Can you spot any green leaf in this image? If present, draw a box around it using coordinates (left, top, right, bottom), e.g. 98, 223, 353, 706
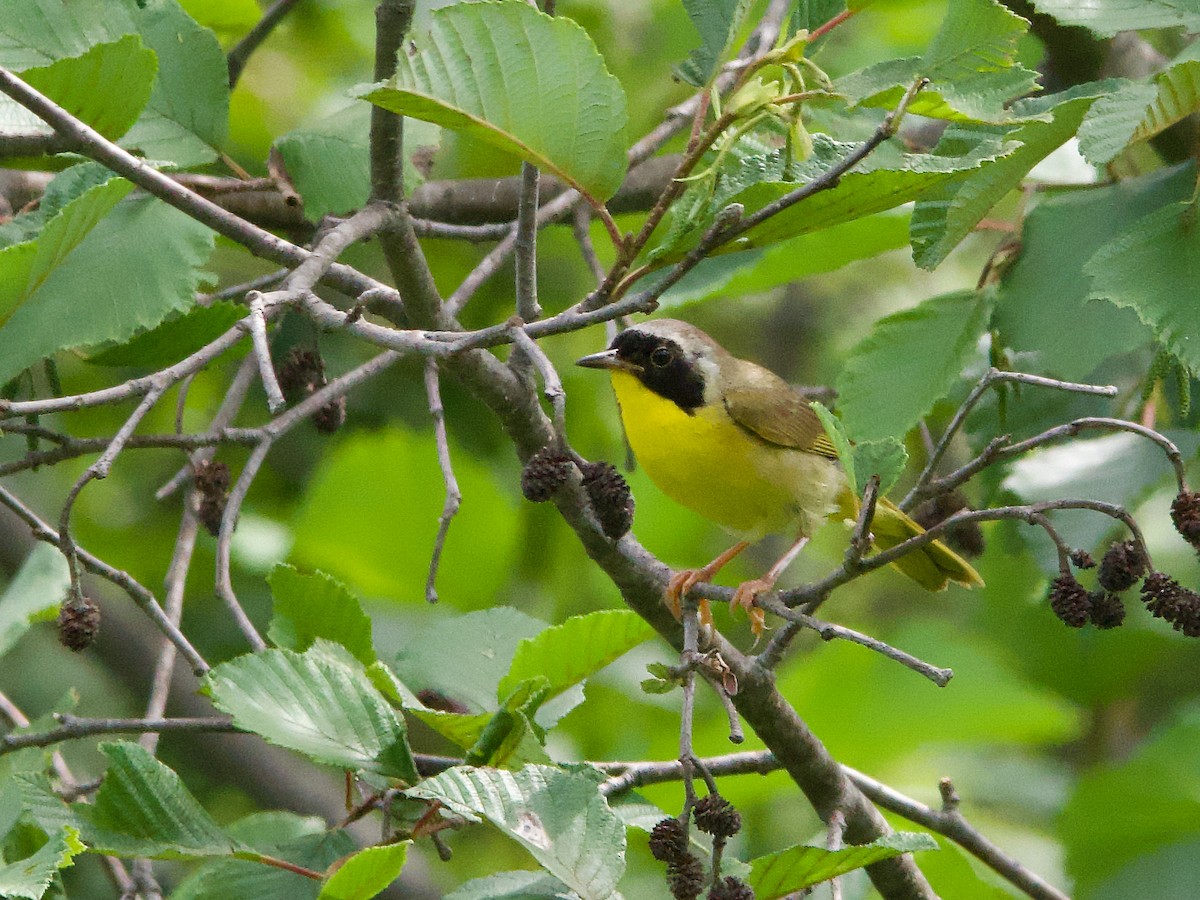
748, 832, 938, 898
835, 290, 992, 441
497, 610, 654, 702
852, 438, 908, 496
204, 647, 419, 783
838, 0, 1038, 123
408, 765, 625, 900
267, 565, 375, 666
85, 741, 241, 859
171, 819, 354, 900
360, 0, 627, 201
392, 607, 546, 715
0, 826, 83, 900
122, 0, 230, 166
1085, 202, 1200, 373
0, 188, 214, 387
911, 86, 1111, 269
1028, 0, 1200, 36
1080, 48, 1200, 166
178, 0, 261, 32
1061, 709, 1200, 893
791, 0, 847, 33
992, 163, 1193, 380
83, 301, 246, 368
810, 402, 855, 494
445, 870, 579, 900
689, 136, 1009, 258
0, 544, 69, 660
676, 0, 755, 87
657, 211, 911, 308
318, 843, 408, 900
19, 35, 157, 140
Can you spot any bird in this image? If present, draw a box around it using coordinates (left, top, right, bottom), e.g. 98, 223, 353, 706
576, 318, 982, 632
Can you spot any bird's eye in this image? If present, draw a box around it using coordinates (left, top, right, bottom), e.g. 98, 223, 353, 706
650, 346, 673, 368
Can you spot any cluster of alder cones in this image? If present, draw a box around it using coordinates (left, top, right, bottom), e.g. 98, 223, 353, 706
649, 794, 750, 900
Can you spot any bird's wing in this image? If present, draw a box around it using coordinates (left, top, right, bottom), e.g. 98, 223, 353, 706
722, 361, 839, 459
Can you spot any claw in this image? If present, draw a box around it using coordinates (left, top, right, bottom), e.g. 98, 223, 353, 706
731, 578, 774, 640
665, 568, 703, 619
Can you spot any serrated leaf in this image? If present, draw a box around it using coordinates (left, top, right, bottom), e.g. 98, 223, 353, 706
0, 544, 69, 660
393, 607, 546, 715
172, 830, 356, 900
408, 765, 625, 900
810, 402, 855, 493
747, 832, 939, 898
677, 0, 755, 87
267, 565, 375, 666
318, 843, 408, 900
1080, 54, 1200, 166
658, 211, 911, 307
852, 438, 908, 496
83, 301, 246, 368
360, 0, 627, 201
0, 189, 214, 387
85, 741, 241, 859
1085, 202, 1200, 373
836, 290, 992, 441
791, 0, 847, 34
838, 0, 1038, 123
497, 610, 654, 702
1028, 0, 1200, 36
445, 870, 579, 900
205, 648, 418, 783
17, 35, 156, 140
912, 86, 1111, 269
992, 163, 1191, 379
122, 0, 230, 166
0, 826, 83, 900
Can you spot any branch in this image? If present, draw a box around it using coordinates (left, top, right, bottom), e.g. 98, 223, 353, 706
847, 770, 1071, 900
515, 161, 542, 321
1, 715, 239, 755
0, 486, 208, 674
903, 368, 1120, 510
0, 66, 399, 304
227, 0, 304, 88
423, 359, 461, 604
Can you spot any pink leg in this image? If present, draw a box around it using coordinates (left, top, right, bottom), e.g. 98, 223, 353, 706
665, 541, 751, 618
731, 536, 810, 637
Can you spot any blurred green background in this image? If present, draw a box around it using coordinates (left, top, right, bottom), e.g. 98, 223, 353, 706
3, 0, 1200, 897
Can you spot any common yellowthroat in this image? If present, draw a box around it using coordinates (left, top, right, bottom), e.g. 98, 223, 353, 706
576, 319, 982, 628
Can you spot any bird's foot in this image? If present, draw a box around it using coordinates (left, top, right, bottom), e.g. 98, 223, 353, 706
665, 569, 714, 628
731, 578, 773, 640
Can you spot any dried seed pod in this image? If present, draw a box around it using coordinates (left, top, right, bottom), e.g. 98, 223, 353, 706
313, 395, 347, 434
1088, 590, 1126, 630
58, 595, 100, 651
277, 347, 325, 399
911, 490, 985, 558
1097, 540, 1146, 593
521, 447, 574, 502
1069, 549, 1096, 570
1170, 490, 1200, 549
581, 461, 634, 539
194, 460, 231, 536
1048, 574, 1090, 628
667, 852, 705, 900
649, 817, 689, 864
692, 793, 741, 838
708, 876, 755, 900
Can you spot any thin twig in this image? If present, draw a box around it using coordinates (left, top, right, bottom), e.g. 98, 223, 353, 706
247, 291, 286, 412
510, 327, 567, 439
141, 508, 200, 754
515, 162, 542, 321
903, 368, 1120, 509
845, 768, 1070, 900
227, 0, 304, 86
0, 487, 208, 673
1, 715, 239, 755
424, 359, 461, 604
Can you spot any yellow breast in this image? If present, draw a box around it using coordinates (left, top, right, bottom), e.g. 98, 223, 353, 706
609, 371, 845, 540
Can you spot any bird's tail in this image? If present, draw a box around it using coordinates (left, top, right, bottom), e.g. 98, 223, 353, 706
870, 497, 984, 591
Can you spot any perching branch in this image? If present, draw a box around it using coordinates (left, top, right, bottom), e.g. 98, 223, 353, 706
227, 0, 305, 88
423, 359, 461, 604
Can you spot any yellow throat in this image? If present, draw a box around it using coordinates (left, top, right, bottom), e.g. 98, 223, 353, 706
608, 369, 845, 541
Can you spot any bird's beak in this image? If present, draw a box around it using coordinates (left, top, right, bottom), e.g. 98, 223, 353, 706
575, 348, 642, 374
